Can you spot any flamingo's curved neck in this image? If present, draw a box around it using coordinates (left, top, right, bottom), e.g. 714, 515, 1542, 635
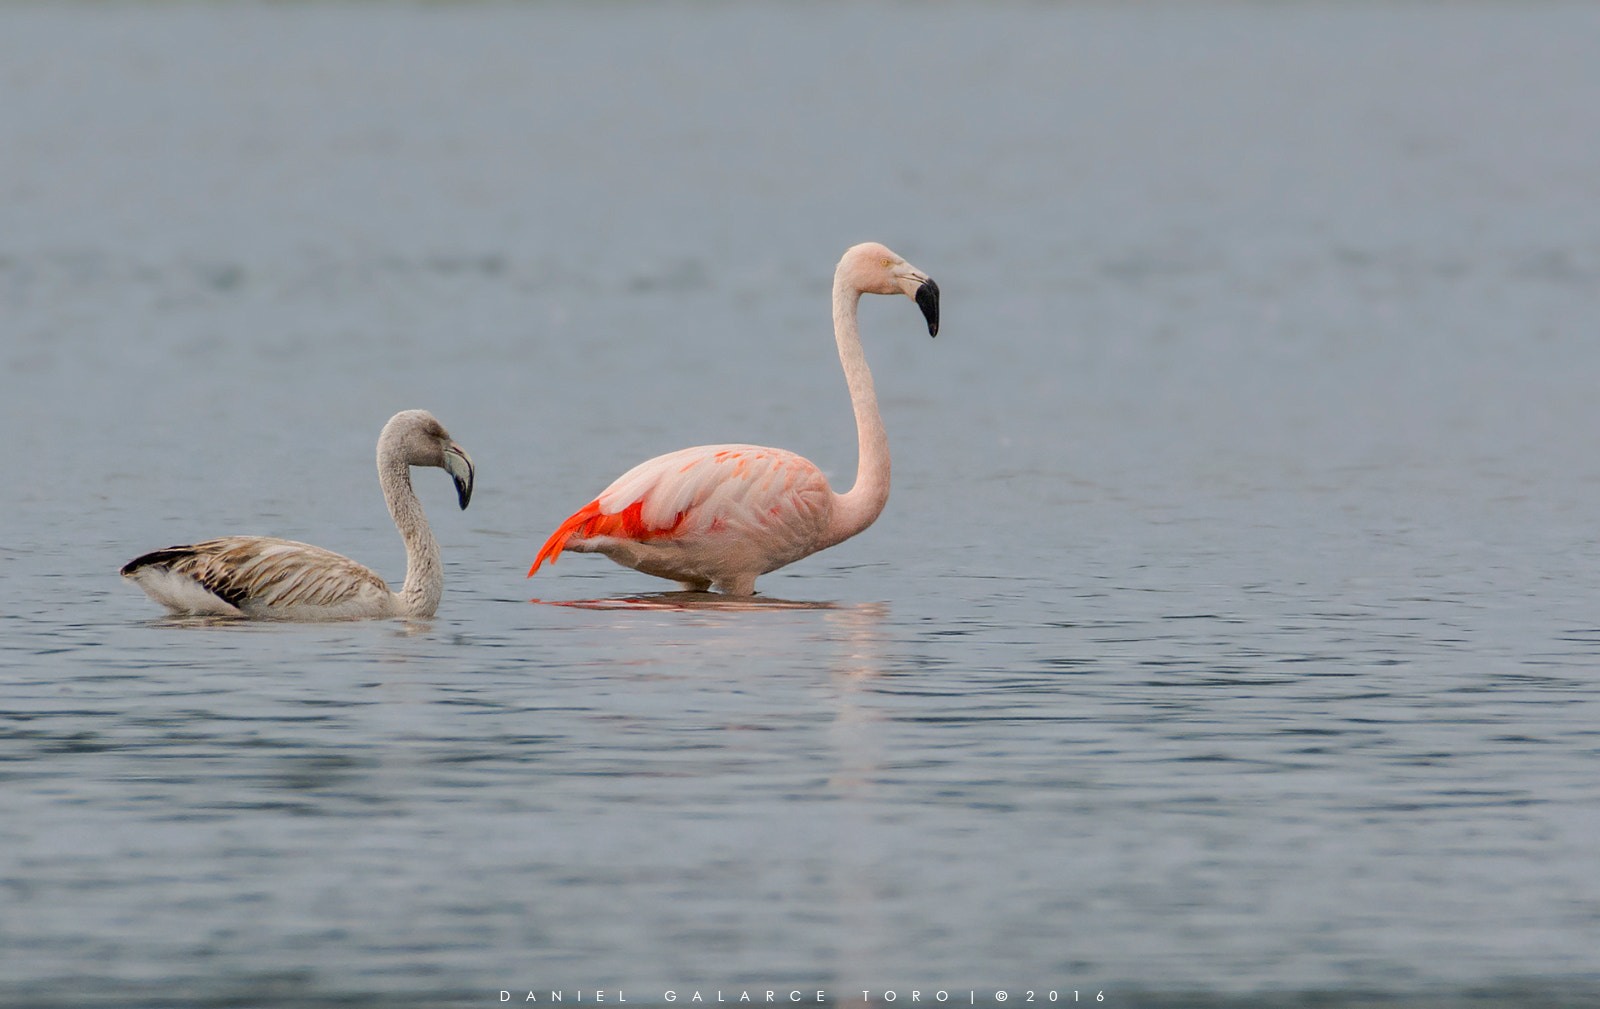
379, 452, 442, 617
822, 278, 891, 549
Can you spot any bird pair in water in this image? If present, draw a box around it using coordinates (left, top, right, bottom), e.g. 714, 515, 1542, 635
122, 242, 941, 620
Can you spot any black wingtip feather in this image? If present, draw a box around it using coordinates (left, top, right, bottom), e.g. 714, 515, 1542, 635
120, 545, 196, 577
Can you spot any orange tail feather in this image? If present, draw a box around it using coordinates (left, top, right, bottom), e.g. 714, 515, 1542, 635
529, 500, 603, 576
528, 498, 688, 577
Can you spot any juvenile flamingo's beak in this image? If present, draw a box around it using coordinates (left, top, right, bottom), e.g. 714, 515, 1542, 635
444, 444, 475, 510
915, 279, 940, 337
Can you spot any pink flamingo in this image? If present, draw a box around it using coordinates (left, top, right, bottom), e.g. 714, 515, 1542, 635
530, 242, 939, 596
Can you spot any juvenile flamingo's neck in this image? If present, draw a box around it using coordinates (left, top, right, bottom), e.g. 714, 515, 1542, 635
379, 450, 442, 617
821, 278, 891, 549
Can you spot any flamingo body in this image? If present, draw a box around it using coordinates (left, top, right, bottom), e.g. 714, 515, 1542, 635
533, 444, 834, 595
532, 242, 939, 596
122, 537, 399, 620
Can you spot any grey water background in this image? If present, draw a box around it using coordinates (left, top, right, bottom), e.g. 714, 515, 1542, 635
4, 1, 1600, 1005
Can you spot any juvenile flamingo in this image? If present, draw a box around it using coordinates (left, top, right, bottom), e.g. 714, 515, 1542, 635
530, 241, 939, 595
121, 410, 474, 620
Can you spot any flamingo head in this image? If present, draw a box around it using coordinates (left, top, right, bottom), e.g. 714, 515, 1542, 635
381, 409, 476, 510
839, 242, 940, 337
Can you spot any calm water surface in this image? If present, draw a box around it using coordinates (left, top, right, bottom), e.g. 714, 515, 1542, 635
4, 2, 1600, 1006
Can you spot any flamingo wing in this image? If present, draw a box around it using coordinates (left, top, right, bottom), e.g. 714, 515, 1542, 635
531, 445, 833, 581
122, 536, 391, 617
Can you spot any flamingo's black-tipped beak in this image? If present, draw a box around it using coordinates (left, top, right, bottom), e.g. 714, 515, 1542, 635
445, 445, 475, 510
916, 279, 940, 337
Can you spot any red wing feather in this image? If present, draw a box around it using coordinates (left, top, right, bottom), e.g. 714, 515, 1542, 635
529, 499, 686, 575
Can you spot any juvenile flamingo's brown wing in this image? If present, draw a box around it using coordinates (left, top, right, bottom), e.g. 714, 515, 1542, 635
122, 536, 388, 615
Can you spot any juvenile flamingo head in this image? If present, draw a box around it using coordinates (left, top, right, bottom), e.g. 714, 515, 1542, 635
839, 242, 940, 337
379, 409, 476, 510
